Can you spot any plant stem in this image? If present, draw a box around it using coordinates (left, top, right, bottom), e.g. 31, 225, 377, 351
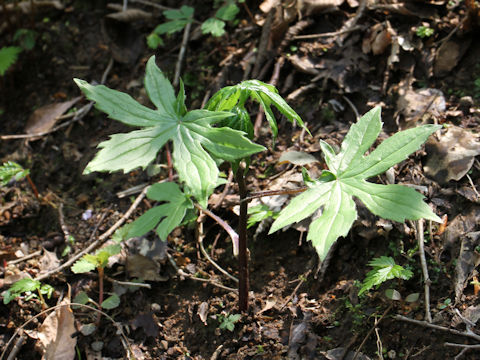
97, 266, 104, 325
242, 186, 308, 203
25, 174, 39, 199
235, 167, 249, 312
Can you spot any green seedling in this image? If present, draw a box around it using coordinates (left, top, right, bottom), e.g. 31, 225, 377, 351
269, 107, 442, 261
75, 55, 304, 312
148, 1, 241, 49
359, 256, 413, 295
416, 25, 434, 38
0, 46, 21, 76
71, 244, 121, 311
385, 289, 419, 303
247, 204, 278, 229
218, 313, 241, 332
0, 161, 39, 198
2, 278, 54, 310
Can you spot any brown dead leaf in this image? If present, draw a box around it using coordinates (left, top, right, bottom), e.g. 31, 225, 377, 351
362, 23, 392, 55
106, 8, 153, 22
455, 231, 480, 303
197, 302, 209, 325
257, 297, 277, 315
397, 87, 445, 124
24, 97, 81, 137
37, 297, 76, 360
434, 38, 471, 77
131, 312, 159, 338
424, 126, 480, 183
37, 250, 60, 276
126, 254, 168, 282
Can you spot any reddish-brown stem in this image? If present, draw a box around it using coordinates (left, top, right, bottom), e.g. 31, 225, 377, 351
25, 174, 39, 199
165, 142, 173, 182
235, 167, 249, 312
243, 186, 308, 203
193, 203, 239, 256
96, 266, 104, 324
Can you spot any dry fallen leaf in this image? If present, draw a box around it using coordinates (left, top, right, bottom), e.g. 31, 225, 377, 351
24, 97, 81, 137
126, 254, 168, 282
425, 125, 480, 183
197, 301, 209, 325
37, 297, 76, 360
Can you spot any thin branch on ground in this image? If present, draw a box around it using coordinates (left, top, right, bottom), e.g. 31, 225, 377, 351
196, 212, 238, 283
58, 203, 71, 242
166, 252, 237, 293
34, 186, 149, 282
417, 219, 432, 322
293, 25, 364, 40
7, 250, 42, 265
466, 174, 480, 200
105, 275, 152, 289
280, 269, 311, 310
394, 315, 480, 341
1, 57, 113, 141
173, 21, 192, 87
352, 304, 392, 360
0, 303, 133, 360
212, 169, 234, 210
445, 342, 480, 359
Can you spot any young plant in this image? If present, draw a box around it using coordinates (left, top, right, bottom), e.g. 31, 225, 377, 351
269, 107, 442, 261
2, 278, 54, 310
147, 1, 241, 49
74, 55, 303, 312
218, 313, 241, 332
359, 256, 413, 295
0, 161, 39, 198
0, 46, 22, 76
71, 244, 121, 311
247, 204, 278, 229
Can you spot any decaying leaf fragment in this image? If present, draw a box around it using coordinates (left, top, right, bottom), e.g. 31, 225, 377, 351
424, 125, 480, 184
36, 297, 76, 360
24, 97, 81, 138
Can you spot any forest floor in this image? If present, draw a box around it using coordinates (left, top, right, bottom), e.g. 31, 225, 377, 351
1, 0, 480, 359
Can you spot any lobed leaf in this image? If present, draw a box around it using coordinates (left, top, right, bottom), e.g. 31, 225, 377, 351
76, 56, 265, 205
306, 182, 357, 260
335, 106, 382, 174
341, 179, 441, 223
271, 107, 441, 261
127, 182, 193, 240
342, 124, 441, 179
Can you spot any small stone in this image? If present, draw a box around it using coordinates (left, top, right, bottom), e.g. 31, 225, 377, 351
151, 303, 161, 313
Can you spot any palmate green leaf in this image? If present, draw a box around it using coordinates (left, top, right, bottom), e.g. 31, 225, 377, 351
206, 80, 307, 138
127, 182, 193, 241
270, 107, 442, 260
154, 6, 194, 35
75, 56, 264, 205
0, 161, 29, 186
101, 294, 120, 309
359, 256, 413, 295
201, 18, 226, 37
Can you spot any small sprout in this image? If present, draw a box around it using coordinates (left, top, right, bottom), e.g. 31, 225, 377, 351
359, 256, 413, 295
437, 298, 451, 310
0, 161, 29, 186
2, 278, 53, 309
247, 204, 278, 229
416, 25, 434, 38
218, 313, 241, 332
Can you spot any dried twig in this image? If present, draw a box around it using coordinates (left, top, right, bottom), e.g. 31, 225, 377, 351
293, 25, 364, 40
7, 250, 42, 266
34, 186, 149, 281
173, 21, 192, 87
166, 252, 237, 293
394, 315, 480, 341
417, 219, 432, 322
280, 269, 311, 310
0, 303, 133, 360
352, 305, 392, 360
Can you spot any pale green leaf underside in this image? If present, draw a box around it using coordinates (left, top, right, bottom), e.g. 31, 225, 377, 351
341, 179, 441, 222
270, 107, 441, 260
342, 124, 441, 179
307, 182, 357, 260
76, 56, 265, 205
